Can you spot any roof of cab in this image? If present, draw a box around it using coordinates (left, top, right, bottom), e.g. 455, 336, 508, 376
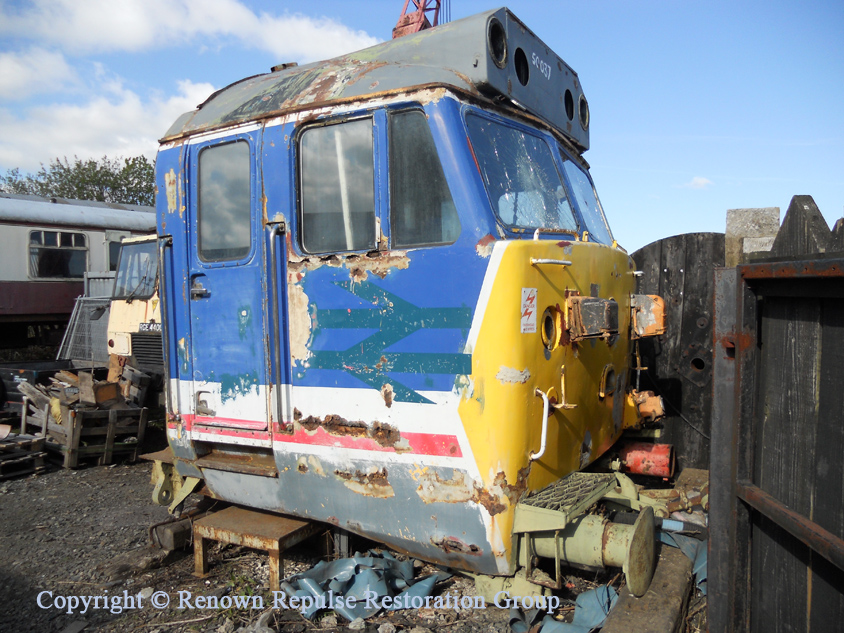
161, 7, 590, 151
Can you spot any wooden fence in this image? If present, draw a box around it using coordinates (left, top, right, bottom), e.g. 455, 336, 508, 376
709, 195, 844, 632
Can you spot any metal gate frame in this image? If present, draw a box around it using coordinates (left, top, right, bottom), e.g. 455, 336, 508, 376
709, 257, 844, 632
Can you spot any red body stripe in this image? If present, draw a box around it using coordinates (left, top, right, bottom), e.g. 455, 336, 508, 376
177, 415, 463, 457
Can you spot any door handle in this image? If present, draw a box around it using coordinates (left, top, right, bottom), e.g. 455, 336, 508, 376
195, 392, 216, 416
190, 280, 210, 299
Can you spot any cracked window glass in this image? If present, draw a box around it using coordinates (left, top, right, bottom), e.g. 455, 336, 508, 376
301, 118, 376, 254
389, 110, 460, 248
466, 114, 577, 233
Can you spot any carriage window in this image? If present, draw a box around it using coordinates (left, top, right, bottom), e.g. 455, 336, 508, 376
300, 119, 375, 254
560, 156, 613, 245
29, 230, 87, 279
108, 240, 122, 271
466, 115, 578, 233
389, 111, 460, 247
198, 141, 251, 261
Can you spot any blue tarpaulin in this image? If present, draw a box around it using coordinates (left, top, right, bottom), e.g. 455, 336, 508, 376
510, 585, 618, 633
280, 550, 450, 621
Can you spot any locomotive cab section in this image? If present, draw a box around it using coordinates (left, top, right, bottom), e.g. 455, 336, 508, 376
107, 234, 164, 378
151, 7, 666, 591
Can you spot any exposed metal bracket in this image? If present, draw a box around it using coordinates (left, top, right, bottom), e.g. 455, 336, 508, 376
168, 476, 202, 515
530, 258, 572, 267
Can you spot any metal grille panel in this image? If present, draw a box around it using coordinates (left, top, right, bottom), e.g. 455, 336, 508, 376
56, 297, 110, 365
521, 472, 616, 513
131, 332, 164, 374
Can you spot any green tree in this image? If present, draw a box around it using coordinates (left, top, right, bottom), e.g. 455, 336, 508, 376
0, 155, 155, 206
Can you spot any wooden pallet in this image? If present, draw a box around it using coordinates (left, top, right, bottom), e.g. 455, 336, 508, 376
22, 406, 148, 469
0, 434, 47, 480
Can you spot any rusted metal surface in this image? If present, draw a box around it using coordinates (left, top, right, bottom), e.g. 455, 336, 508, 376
432, 536, 482, 556
193, 506, 321, 592
334, 467, 395, 498
629, 389, 664, 422
739, 258, 844, 280
566, 296, 619, 341
737, 481, 844, 572
630, 294, 666, 339
293, 410, 406, 451
161, 9, 590, 151
414, 468, 529, 517
194, 450, 279, 478
289, 249, 412, 281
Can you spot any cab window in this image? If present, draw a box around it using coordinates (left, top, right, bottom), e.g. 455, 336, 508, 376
560, 154, 613, 245
466, 114, 578, 233
389, 110, 460, 247
197, 141, 252, 261
112, 240, 158, 299
300, 118, 376, 254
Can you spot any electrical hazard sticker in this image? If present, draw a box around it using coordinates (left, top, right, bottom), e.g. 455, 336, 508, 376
520, 288, 537, 334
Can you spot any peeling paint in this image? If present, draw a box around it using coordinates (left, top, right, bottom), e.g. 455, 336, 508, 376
495, 366, 530, 384
346, 251, 411, 281
288, 250, 410, 282
164, 169, 177, 214
287, 284, 312, 363
493, 467, 530, 506
295, 411, 408, 451
307, 455, 326, 476
219, 373, 259, 403
237, 305, 252, 340
177, 337, 189, 374
380, 383, 394, 408
475, 234, 496, 258
453, 374, 474, 400
416, 470, 508, 516
334, 468, 394, 498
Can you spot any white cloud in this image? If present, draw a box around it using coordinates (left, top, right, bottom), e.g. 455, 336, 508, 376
0, 48, 78, 100
0, 1, 380, 172
0, 0, 379, 61
681, 176, 714, 190
0, 79, 215, 171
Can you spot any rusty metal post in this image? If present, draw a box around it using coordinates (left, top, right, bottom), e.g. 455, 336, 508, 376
709, 267, 740, 633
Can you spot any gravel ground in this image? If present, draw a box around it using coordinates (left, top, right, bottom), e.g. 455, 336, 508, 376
0, 459, 527, 633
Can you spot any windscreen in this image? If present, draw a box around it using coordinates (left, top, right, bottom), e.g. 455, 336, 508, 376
112, 240, 158, 300
466, 114, 578, 233
560, 155, 613, 245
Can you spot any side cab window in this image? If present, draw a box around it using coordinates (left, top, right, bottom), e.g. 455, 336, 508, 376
297, 107, 460, 255
299, 118, 376, 254
389, 110, 460, 248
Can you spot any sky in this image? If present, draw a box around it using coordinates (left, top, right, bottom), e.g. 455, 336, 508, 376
1, 0, 842, 252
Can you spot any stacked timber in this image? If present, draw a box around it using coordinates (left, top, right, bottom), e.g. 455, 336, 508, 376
0, 424, 47, 480
16, 365, 149, 468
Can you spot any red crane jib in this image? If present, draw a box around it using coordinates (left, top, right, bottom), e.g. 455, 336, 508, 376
392, 0, 441, 39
